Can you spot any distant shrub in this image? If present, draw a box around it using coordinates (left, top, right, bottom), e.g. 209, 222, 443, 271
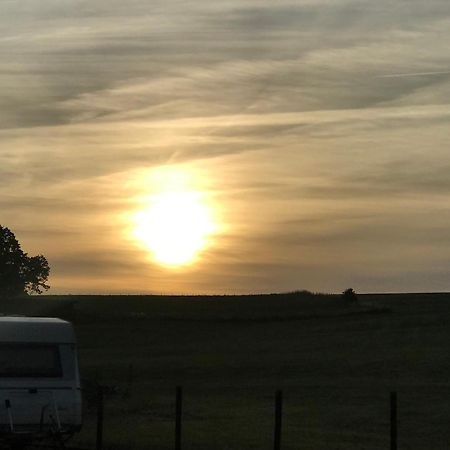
342, 288, 358, 304
283, 290, 314, 297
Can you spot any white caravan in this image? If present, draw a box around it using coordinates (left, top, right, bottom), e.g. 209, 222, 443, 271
0, 317, 82, 445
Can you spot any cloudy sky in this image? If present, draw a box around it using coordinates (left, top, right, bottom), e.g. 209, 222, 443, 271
1, 0, 450, 294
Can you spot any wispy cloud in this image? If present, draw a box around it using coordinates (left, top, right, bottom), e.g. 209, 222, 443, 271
1, 0, 450, 293
378, 70, 450, 78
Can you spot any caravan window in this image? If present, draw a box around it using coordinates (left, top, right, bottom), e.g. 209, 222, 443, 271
0, 344, 62, 377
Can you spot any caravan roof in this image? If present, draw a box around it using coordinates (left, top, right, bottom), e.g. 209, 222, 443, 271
0, 317, 76, 344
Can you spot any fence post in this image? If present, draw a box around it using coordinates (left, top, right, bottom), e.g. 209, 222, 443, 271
175, 386, 183, 450
390, 391, 397, 450
274, 390, 283, 450
96, 385, 104, 450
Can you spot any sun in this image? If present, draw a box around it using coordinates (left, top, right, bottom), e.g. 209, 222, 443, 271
132, 191, 215, 267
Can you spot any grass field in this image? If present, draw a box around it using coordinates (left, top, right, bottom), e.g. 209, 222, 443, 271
1, 292, 449, 449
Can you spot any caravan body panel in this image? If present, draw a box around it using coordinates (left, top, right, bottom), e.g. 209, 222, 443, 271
0, 317, 81, 437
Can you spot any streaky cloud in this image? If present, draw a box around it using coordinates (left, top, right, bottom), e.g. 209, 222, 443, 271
378, 70, 450, 78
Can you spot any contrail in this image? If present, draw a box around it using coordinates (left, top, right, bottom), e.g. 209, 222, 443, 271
378, 70, 450, 78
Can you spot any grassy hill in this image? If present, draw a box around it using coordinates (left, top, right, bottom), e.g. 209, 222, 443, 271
1, 292, 449, 449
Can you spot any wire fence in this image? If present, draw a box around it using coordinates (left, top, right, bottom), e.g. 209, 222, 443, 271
20, 382, 450, 450
68, 386, 441, 450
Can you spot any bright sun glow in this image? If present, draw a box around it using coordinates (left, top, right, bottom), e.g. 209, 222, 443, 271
133, 191, 215, 267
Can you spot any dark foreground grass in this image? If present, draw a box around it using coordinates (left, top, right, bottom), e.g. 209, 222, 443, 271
1, 292, 449, 449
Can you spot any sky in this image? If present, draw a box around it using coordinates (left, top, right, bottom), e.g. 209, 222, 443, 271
1, 0, 450, 294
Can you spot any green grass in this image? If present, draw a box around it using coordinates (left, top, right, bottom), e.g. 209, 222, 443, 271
1, 292, 450, 449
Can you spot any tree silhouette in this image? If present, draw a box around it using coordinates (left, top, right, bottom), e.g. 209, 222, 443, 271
0, 225, 50, 299
342, 288, 358, 304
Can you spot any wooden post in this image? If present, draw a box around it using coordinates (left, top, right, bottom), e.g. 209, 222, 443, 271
96, 386, 104, 450
175, 386, 182, 450
274, 390, 283, 450
5, 399, 13, 432
390, 391, 397, 450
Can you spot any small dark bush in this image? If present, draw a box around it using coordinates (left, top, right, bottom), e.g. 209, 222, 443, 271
342, 288, 358, 304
